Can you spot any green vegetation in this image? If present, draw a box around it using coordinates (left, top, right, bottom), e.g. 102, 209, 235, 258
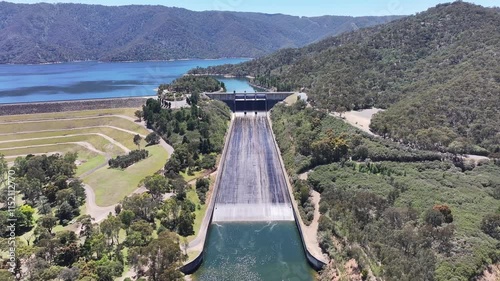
271, 102, 442, 174
0, 148, 186, 281
143, 91, 231, 179
0, 116, 149, 136
0, 108, 138, 123
0, 104, 195, 281
0, 134, 125, 156
0, 153, 85, 254
194, 2, 500, 156
108, 149, 149, 169
158, 76, 226, 98
1, 144, 95, 159
195, 178, 210, 204
271, 104, 500, 281
0, 127, 145, 151
0, 1, 399, 64
186, 187, 208, 242
83, 145, 168, 206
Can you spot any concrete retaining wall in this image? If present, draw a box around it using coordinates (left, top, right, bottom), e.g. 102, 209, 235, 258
266, 114, 328, 271
0, 97, 152, 116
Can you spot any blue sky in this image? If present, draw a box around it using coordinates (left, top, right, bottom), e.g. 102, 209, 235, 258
7, 0, 500, 16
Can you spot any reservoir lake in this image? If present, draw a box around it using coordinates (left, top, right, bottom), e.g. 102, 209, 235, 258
0, 58, 254, 104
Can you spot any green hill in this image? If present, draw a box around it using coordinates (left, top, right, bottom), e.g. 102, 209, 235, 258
192, 2, 500, 156
0, 2, 400, 64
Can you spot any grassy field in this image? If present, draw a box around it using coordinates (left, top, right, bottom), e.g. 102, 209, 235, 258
185, 187, 208, 242
0, 107, 150, 171
1, 107, 170, 208
0, 127, 146, 151
0, 116, 149, 135
180, 169, 205, 183
284, 93, 299, 105
83, 145, 168, 206
0, 134, 125, 155
0, 108, 138, 122
76, 155, 107, 176
2, 143, 98, 158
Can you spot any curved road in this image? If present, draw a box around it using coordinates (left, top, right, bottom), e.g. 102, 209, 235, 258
0, 125, 148, 138
0, 142, 106, 155
0, 133, 130, 153
83, 184, 117, 223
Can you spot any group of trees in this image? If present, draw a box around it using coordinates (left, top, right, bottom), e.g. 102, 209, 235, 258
310, 160, 500, 281
271, 102, 443, 174
293, 179, 315, 225
143, 86, 231, 178
195, 178, 210, 204
108, 150, 149, 169
157, 76, 225, 98
0, 154, 192, 281
3, 154, 86, 228
269, 103, 500, 280
192, 2, 500, 156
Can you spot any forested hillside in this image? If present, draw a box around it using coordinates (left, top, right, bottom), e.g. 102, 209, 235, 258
0, 2, 400, 64
271, 102, 500, 281
193, 2, 500, 156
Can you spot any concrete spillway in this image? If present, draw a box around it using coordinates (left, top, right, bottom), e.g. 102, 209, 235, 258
212, 114, 294, 222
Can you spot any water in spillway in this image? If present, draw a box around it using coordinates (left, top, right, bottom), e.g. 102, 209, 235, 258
212, 114, 294, 222
193, 222, 315, 281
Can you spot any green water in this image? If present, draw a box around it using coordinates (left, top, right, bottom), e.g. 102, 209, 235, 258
193, 222, 315, 281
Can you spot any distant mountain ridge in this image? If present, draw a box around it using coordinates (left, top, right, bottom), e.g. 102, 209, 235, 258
191, 2, 500, 156
0, 1, 402, 64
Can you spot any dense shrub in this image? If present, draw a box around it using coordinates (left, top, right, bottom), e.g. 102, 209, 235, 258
108, 150, 149, 169
195, 178, 210, 204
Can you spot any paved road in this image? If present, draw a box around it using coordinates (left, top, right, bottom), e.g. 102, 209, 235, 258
212, 114, 294, 222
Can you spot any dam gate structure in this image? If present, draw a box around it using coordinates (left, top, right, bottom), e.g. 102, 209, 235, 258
205, 92, 293, 112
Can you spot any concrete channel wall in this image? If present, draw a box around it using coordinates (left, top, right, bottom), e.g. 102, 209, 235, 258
212, 115, 294, 222
181, 113, 327, 274
267, 114, 328, 271
180, 113, 236, 274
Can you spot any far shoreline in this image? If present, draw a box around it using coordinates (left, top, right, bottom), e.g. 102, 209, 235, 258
0, 57, 253, 66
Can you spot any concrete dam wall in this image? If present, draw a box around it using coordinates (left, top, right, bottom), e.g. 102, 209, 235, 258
212, 114, 294, 222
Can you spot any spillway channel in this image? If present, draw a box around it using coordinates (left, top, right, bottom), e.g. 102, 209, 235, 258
212, 114, 294, 222
194, 113, 314, 280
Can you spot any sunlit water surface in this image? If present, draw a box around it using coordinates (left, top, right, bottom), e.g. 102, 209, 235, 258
0, 59, 254, 103
193, 222, 315, 281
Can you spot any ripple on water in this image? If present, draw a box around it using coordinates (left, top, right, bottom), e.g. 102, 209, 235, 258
193, 222, 314, 281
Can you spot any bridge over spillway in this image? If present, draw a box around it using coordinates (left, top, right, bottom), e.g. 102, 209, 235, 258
205, 92, 293, 112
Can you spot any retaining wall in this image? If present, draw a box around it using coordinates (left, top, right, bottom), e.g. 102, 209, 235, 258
0, 97, 151, 116
266, 114, 328, 271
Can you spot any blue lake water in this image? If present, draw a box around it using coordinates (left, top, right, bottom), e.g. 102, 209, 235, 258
0, 58, 254, 104
193, 222, 315, 281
